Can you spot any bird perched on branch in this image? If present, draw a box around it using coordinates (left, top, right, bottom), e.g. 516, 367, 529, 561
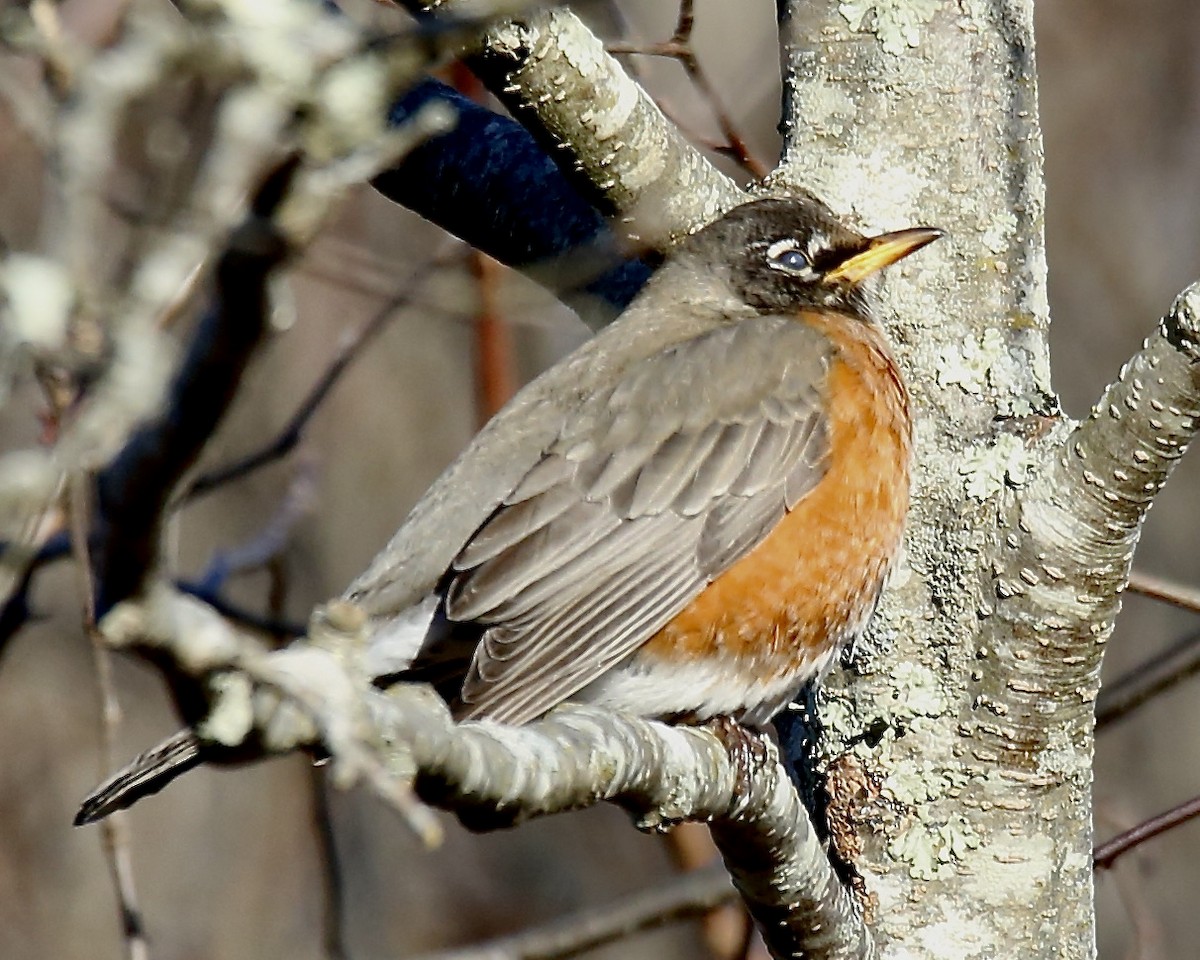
77, 195, 939, 824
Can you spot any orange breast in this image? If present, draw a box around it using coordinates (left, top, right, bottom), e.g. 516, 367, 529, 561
639, 317, 911, 677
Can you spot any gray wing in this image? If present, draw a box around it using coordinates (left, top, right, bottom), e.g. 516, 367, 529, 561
437, 315, 833, 724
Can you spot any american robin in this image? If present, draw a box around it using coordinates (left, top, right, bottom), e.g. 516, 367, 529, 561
76, 195, 939, 823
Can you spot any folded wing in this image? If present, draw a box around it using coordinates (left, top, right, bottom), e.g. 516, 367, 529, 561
417, 314, 834, 724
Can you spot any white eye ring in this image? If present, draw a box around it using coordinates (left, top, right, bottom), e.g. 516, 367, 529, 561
766, 238, 814, 276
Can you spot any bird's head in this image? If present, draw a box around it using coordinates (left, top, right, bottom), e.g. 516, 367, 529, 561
683, 195, 942, 321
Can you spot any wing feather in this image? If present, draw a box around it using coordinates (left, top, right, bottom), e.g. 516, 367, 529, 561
406, 315, 835, 722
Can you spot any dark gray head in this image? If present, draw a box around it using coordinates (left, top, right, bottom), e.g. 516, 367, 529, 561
678, 195, 941, 320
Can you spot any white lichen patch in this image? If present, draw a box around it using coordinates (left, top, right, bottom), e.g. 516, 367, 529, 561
914, 911, 992, 958
959, 828, 1055, 904
980, 209, 1018, 255
1035, 722, 1088, 781
790, 78, 858, 138
938, 817, 982, 862
889, 823, 940, 879
960, 434, 1032, 500
889, 817, 981, 880
884, 759, 970, 805
839, 0, 941, 56
891, 661, 947, 718
818, 694, 858, 741
937, 329, 1004, 394
774, 147, 935, 237
888, 821, 978, 898
857, 150, 934, 230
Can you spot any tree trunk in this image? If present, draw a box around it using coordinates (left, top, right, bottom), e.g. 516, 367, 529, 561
771, 2, 1196, 956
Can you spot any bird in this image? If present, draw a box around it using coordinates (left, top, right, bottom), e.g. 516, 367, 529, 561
75, 195, 940, 825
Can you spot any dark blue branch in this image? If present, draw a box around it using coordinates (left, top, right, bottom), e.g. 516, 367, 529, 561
93, 160, 296, 618
375, 78, 653, 323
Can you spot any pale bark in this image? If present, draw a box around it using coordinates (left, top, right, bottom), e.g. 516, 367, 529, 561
773, 1, 1084, 955
767, 2, 1200, 957
97, 584, 873, 960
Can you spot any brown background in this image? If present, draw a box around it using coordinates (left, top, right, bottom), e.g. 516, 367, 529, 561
1, 1, 1198, 957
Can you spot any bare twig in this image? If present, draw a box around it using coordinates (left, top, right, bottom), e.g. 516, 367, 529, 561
1093, 803, 1166, 959
182, 245, 457, 503
191, 459, 317, 594
1096, 627, 1200, 730
672, 0, 696, 43
411, 864, 736, 960
1094, 792, 1200, 870
1126, 570, 1200, 614
470, 248, 517, 425
605, 0, 768, 179
68, 474, 148, 960
309, 766, 349, 960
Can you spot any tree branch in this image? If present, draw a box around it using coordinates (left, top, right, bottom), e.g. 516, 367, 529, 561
1096, 625, 1200, 730
93, 583, 873, 960
1094, 792, 1200, 870
1126, 569, 1200, 615
93, 169, 293, 616
375, 78, 653, 326
473, 9, 745, 242
406, 4, 746, 243
972, 282, 1200, 768
410, 864, 736, 960
1024, 281, 1200, 572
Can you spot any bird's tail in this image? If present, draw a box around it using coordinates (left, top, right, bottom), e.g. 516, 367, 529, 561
74, 729, 203, 826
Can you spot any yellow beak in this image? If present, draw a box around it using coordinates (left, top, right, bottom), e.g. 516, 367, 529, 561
824, 226, 943, 285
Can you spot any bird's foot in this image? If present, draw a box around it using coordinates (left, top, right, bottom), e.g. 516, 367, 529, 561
705, 714, 770, 800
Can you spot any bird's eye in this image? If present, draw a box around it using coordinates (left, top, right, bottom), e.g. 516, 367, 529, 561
765, 240, 814, 277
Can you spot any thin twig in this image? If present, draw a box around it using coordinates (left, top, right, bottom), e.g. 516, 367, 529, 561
411, 864, 737, 960
191, 458, 318, 595
310, 755, 348, 959
1126, 570, 1200, 615
606, 0, 767, 180
1095, 627, 1200, 730
470, 251, 517, 424
1093, 803, 1165, 959
1094, 793, 1200, 870
68, 474, 148, 960
181, 245, 458, 503
672, 0, 696, 43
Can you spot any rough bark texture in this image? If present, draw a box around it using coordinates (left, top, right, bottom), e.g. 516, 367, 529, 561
766, 1, 1196, 956
95, 585, 874, 959
773, 0, 1081, 954
473, 9, 746, 243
